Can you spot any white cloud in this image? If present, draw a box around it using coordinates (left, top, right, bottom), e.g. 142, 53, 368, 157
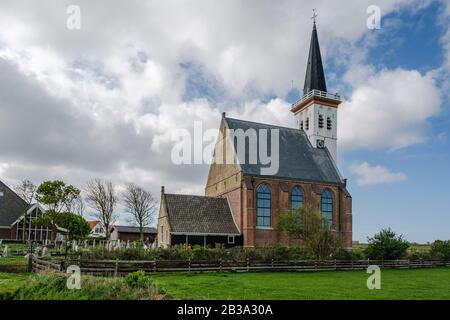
349, 161, 407, 186
0, 0, 443, 202
339, 68, 442, 150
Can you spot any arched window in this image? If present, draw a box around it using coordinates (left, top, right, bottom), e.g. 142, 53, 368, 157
327, 117, 332, 130
291, 187, 303, 209
318, 115, 324, 128
322, 190, 333, 228
256, 184, 271, 227
306, 118, 309, 131
300, 121, 304, 131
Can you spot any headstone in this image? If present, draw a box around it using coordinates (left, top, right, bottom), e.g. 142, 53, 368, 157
2, 245, 8, 257
41, 246, 48, 257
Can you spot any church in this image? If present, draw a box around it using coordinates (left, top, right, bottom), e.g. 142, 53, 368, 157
157, 21, 352, 248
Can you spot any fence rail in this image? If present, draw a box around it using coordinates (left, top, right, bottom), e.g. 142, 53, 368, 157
29, 256, 450, 275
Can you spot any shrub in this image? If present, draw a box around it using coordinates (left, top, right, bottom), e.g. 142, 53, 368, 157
124, 270, 153, 288
430, 240, 450, 260
1, 271, 166, 300
365, 228, 409, 260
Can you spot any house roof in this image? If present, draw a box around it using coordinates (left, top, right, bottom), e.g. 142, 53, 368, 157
0, 180, 28, 227
224, 117, 342, 184
88, 220, 100, 229
112, 225, 157, 234
164, 194, 240, 235
303, 22, 327, 95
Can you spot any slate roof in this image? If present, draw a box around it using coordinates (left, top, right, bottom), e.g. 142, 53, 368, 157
113, 225, 157, 234
164, 194, 240, 235
224, 117, 342, 184
303, 22, 327, 95
0, 180, 28, 226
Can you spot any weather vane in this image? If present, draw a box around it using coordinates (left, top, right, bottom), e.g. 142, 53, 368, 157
311, 9, 318, 24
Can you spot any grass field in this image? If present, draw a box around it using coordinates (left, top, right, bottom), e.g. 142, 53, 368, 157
0, 273, 30, 295
153, 268, 450, 300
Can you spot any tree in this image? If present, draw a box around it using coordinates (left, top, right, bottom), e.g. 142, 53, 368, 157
34, 211, 91, 240
85, 179, 117, 239
122, 183, 157, 241
430, 240, 450, 260
278, 205, 342, 260
35, 180, 80, 213
14, 180, 36, 242
73, 195, 85, 217
365, 228, 410, 260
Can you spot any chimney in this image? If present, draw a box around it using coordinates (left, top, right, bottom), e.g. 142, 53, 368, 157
222, 111, 226, 119
161, 186, 165, 196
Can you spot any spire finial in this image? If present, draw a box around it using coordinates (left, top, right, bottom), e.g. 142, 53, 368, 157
311, 9, 318, 25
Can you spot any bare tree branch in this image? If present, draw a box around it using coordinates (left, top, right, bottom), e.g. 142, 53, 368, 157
14, 180, 36, 243
85, 179, 118, 239
122, 183, 157, 241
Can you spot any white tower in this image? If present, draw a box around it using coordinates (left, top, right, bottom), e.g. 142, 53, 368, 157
291, 20, 341, 162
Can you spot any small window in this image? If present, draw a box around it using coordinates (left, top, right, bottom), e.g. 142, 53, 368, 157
318, 115, 324, 128
300, 121, 304, 131
327, 117, 332, 130
227, 236, 235, 244
306, 118, 309, 131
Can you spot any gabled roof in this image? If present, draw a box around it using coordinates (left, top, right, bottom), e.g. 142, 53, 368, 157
112, 225, 157, 234
0, 180, 28, 226
89, 220, 100, 229
303, 22, 327, 95
224, 117, 342, 184
164, 194, 240, 235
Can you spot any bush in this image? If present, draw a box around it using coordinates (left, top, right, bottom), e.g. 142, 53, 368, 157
365, 228, 409, 260
1, 271, 166, 300
124, 270, 153, 288
430, 240, 450, 260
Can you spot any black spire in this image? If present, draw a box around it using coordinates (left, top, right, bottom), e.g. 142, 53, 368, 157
303, 21, 327, 96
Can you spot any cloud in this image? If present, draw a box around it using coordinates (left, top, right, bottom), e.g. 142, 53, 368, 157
349, 161, 407, 186
338, 67, 441, 150
0, 0, 443, 204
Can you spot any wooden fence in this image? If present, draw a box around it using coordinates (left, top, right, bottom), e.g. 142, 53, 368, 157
29, 255, 450, 276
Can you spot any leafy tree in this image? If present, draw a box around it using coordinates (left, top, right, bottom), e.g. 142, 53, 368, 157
430, 240, 450, 260
365, 228, 409, 260
35, 180, 80, 213
34, 211, 91, 240
278, 205, 342, 260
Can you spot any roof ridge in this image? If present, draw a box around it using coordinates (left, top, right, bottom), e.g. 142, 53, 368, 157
224, 117, 298, 132
165, 193, 225, 200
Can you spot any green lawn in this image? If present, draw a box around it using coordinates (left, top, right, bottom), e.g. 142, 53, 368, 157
0, 273, 30, 296
153, 267, 450, 300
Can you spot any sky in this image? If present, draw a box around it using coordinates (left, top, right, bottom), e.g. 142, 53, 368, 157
0, 0, 449, 243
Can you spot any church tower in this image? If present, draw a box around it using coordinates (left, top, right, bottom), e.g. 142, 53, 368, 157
291, 19, 341, 162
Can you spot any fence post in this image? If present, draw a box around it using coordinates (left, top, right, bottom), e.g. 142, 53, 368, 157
59, 261, 65, 272
27, 254, 33, 273
271, 258, 274, 270
246, 258, 249, 272
114, 258, 119, 277
153, 259, 156, 273
219, 258, 222, 272
334, 259, 337, 271
188, 258, 191, 273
